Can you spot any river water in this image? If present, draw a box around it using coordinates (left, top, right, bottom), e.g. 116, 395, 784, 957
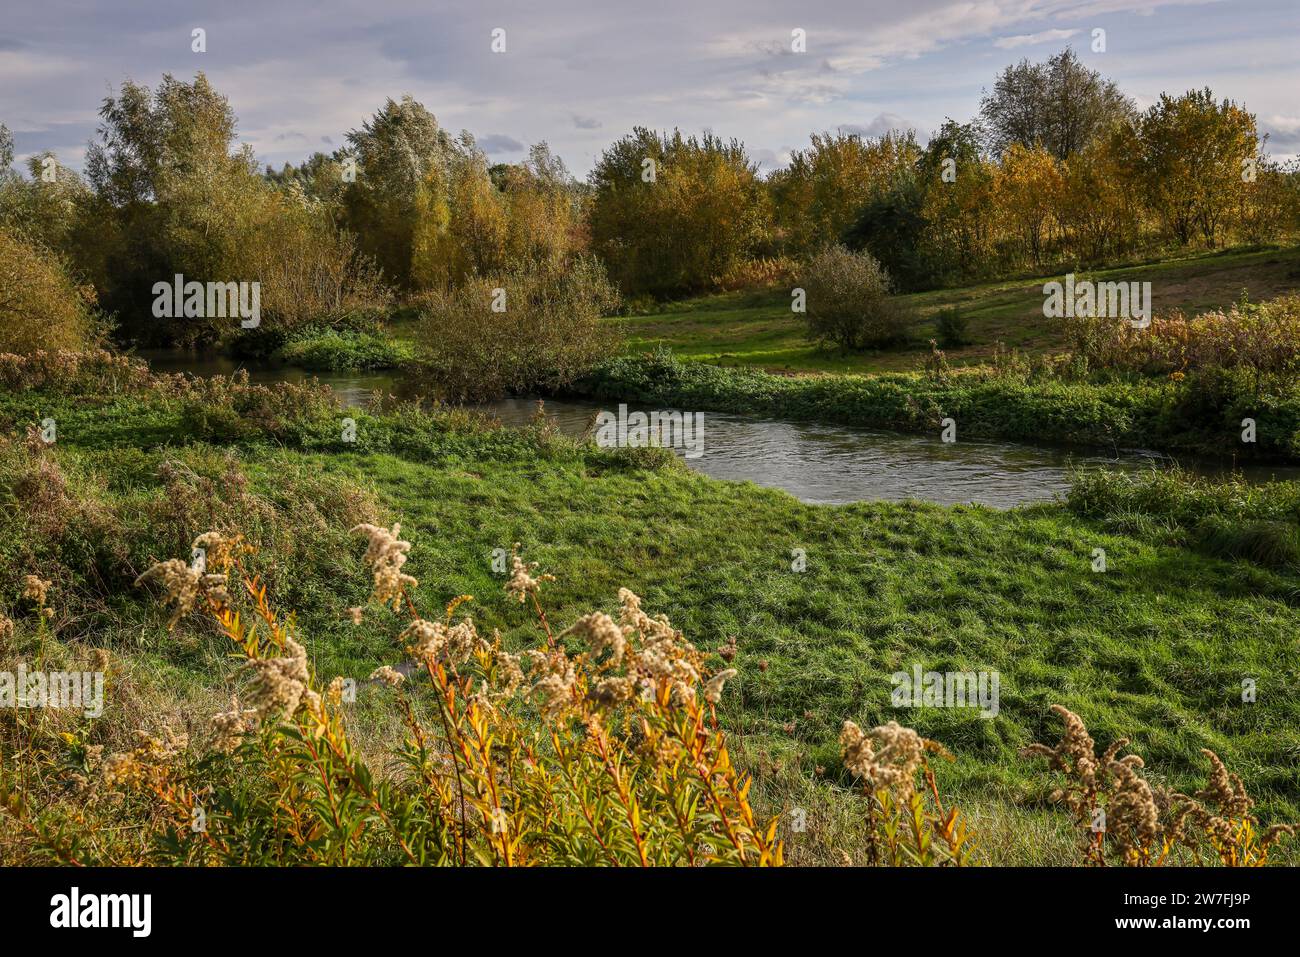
138, 351, 1300, 508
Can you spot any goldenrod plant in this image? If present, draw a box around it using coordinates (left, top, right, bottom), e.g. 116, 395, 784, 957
1021, 705, 1295, 866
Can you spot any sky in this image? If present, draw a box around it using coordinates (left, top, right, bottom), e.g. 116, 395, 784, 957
2, 0, 1298, 178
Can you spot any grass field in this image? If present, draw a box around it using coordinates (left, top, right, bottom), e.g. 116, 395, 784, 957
617, 245, 1300, 374
5, 374, 1299, 863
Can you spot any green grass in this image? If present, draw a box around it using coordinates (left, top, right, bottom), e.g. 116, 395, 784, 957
617, 245, 1300, 374
5, 379, 1300, 860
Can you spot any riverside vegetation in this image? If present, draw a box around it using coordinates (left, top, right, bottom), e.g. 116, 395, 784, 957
4, 48, 1300, 866
0, 354, 1298, 865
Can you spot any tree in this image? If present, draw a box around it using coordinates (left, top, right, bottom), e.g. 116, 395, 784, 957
994, 144, 1065, 267
1056, 132, 1140, 263
771, 130, 920, 254
84, 73, 389, 344
342, 96, 459, 287
917, 120, 998, 281
1132, 88, 1259, 247
588, 128, 770, 297
0, 226, 101, 354
417, 255, 619, 401
0, 124, 13, 177
980, 48, 1133, 160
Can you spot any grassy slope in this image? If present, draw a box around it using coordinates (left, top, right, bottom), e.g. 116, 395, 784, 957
5, 384, 1299, 863
617, 245, 1300, 374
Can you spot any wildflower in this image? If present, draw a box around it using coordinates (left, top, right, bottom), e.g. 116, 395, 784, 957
135, 559, 229, 626
563, 612, 626, 665
1106, 758, 1160, 857
1193, 749, 1253, 819
493, 650, 525, 697
704, 668, 738, 705
505, 547, 554, 603
590, 675, 635, 706
244, 637, 310, 720
401, 618, 480, 666
21, 574, 54, 617
369, 665, 406, 687
209, 698, 258, 754
0, 615, 13, 641
717, 636, 738, 662
840, 720, 927, 800
351, 523, 417, 611
191, 531, 245, 574
346, 606, 364, 625
526, 649, 576, 720
101, 729, 188, 791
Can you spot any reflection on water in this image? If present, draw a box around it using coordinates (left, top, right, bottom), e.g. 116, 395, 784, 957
137, 351, 1300, 508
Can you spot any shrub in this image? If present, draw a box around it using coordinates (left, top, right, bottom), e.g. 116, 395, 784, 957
418, 255, 620, 401
0, 228, 104, 354
934, 307, 969, 348
275, 328, 414, 371
1063, 294, 1300, 380
801, 245, 910, 351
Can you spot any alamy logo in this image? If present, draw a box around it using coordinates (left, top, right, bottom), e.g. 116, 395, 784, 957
0, 665, 103, 718
892, 665, 999, 718
594, 403, 705, 459
152, 274, 261, 328
1042, 273, 1151, 328
50, 887, 151, 937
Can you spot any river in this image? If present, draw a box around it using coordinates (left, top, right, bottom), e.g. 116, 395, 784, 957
137, 351, 1300, 508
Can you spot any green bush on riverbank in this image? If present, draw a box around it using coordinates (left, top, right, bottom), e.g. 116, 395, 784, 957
274, 327, 415, 371
575, 351, 1300, 461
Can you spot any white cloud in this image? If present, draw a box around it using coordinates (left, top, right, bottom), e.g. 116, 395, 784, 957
995, 28, 1082, 49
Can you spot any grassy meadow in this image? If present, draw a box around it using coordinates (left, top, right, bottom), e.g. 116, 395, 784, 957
4, 361, 1300, 864
617, 246, 1300, 373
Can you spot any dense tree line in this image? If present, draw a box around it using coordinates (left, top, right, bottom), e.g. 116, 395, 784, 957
1, 49, 1297, 353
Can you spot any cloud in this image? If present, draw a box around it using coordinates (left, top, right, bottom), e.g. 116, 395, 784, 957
995, 29, 1082, 50
0, 0, 1287, 178
477, 133, 524, 154
1262, 114, 1300, 150
838, 112, 927, 140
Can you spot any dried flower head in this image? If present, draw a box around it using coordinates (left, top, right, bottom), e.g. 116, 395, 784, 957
505, 546, 554, 603
351, 523, 417, 611
209, 698, 258, 754
369, 665, 406, 687
704, 668, 738, 705
134, 558, 229, 626
401, 617, 480, 666
840, 719, 927, 800
191, 531, 246, 574
564, 612, 626, 666
526, 649, 577, 720
244, 636, 310, 720
101, 728, 188, 791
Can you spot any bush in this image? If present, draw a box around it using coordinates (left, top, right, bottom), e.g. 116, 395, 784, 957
418, 255, 620, 401
275, 328, 414, 371
0, 228, 104, 354
1063, 294, 1300, 380
934, 307, 969, 348
801, 245, 910, 351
